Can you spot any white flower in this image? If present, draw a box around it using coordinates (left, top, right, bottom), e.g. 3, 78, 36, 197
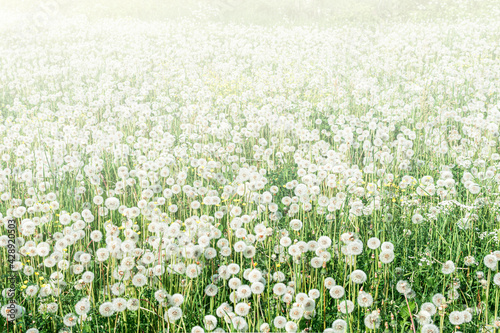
367, 237, 380, 249
441, 260, 455, 275
166, 306, 182, 322
99, 302, 115, 317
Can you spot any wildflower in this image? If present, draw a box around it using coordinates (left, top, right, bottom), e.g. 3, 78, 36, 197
99, 302, 115, 317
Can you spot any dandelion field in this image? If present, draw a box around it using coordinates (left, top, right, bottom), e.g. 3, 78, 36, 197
1, 5, 500, 333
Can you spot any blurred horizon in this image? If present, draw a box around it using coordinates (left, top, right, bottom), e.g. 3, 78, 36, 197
2, 0, 500, 26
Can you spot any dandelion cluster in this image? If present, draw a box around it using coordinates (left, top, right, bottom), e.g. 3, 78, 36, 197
1, 7, 500, 333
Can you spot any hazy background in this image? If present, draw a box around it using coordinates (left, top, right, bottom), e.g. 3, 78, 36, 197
2, 0, 499, 26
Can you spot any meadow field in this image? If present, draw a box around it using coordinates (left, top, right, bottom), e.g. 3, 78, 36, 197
1, 2, 500, 332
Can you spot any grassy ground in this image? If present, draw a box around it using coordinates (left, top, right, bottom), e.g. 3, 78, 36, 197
1, 1, 500, 333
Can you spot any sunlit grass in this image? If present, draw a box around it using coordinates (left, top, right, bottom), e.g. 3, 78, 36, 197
0, 5, 500, 333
